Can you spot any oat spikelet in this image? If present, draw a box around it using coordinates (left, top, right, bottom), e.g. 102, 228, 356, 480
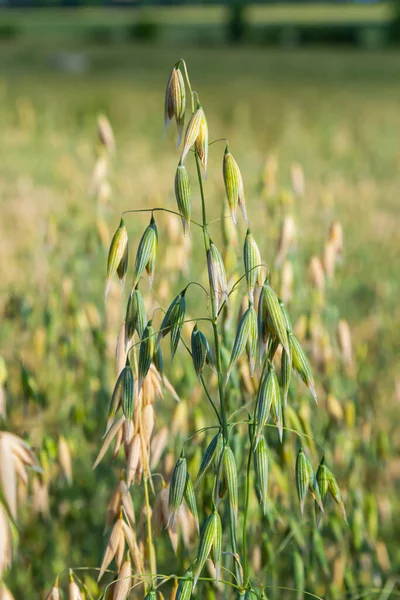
44, 580, 61, 600
98, 517, 124, 581
98, 114, 116, 154
337, 319, 354, 374
68, 576, 83, 600
58, 435, 73, 485
113, 558, 132, 600
106, 219, 128, 299
0, 432, 39, 521
165, 64, 186, 147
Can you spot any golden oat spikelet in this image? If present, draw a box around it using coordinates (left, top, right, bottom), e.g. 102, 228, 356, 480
164, 63, 186, 147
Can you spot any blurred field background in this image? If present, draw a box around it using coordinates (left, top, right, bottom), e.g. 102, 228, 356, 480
1, 3, 400, 598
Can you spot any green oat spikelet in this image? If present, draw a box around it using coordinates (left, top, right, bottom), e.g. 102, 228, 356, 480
226, 303, 255, 383
191, 324, 214, 378
164, 63, 186, 147
174, 162, 191, 233
258, 279, 290, 356
132, 215, 158, 289
281, 346, 292, 407
121, 358, 134, 440
244, 229, 262, 302
176, 568, 194, 600
193, 508, 222, 588
169, 452, 187, 515
222, 144, 247, 225
290, 333, 317, 403
196, 432, 223, 486
207, 241, 228, 314
181, 106, 204, 164
158, 290, 186, 360
125, 285, 147, 347
138, 320, 155, 394
316, 457, 347, 522
105, 358, 134, 437
295, 447, 311, 515
105, 218, 128, 298
223, 445, 238, 520
184, 473, 199, 531
255, 362, 279, 444
296, 448, 324, 514
254, 434, 269, 514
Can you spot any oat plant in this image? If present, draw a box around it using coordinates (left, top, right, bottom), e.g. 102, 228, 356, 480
50, 60, 349, 600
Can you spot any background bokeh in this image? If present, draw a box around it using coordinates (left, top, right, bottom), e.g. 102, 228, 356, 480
0, 3, 400, 599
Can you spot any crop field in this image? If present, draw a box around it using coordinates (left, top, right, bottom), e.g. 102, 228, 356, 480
0, 38, 400, 599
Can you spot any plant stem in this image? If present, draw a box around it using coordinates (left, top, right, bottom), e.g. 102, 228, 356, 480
143, 474, 156, 584
194, 148, 241, 587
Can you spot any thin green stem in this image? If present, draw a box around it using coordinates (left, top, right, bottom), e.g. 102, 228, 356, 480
143, 474, 156, 583
194, 145, 241, 588
121, 207, 203, 229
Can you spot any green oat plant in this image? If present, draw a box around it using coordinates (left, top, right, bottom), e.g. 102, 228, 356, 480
46, 60, 351, 600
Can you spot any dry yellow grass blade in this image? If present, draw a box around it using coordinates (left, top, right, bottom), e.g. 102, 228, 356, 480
58, 436, 73, 485
98, 517, 124, 582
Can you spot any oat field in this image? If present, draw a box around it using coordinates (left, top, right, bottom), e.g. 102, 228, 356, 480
0, 42, 399, 599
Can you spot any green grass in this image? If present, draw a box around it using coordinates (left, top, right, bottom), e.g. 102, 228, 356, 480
0, 41, 399, 597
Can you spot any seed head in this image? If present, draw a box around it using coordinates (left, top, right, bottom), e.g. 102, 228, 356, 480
138, 320, 156, 394
176, 568, 194, 600
223, 445, 238, 520
183, 473, 199, 531
255, 362, 279, 443
125, 285, 147, 347
316, 458, 347, 522
113, 558, 132, 600
290, 333, 317, 403
196, 432, 223, 486
295, 448, 324, 514
193, 508, 222, 588
165, 64, 186, 147
169, 452, 187, 515
157, 290, 186, 360
253, 435, 269, 514
226, 302, 257, 382
258, 279, 290, 357
174, 163, 191, 233
191, 324, 214, 378
106, 219, 128, 298
244, 230, 263, 302
181, 105, 208, 175
223, 145, 247, 225
207, 241, 228, 314
132, 215, 158, 289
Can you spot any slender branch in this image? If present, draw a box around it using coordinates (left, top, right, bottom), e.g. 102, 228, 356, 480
143, 474, 156, 582
121, 207, 203, 229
